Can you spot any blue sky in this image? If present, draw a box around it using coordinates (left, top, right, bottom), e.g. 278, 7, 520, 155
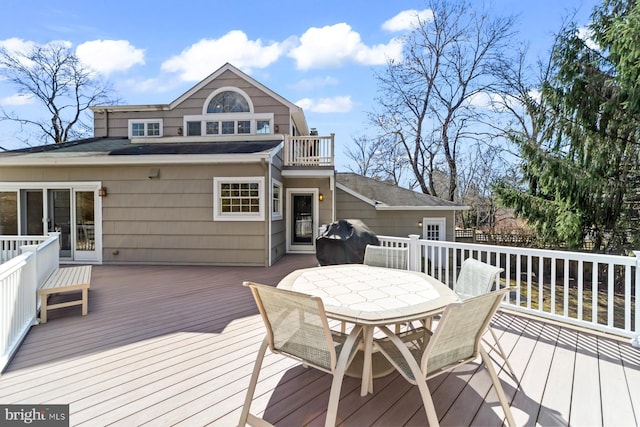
0, 0, 599, 170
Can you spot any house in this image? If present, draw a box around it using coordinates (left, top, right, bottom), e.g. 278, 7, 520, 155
0, 63, 466, 266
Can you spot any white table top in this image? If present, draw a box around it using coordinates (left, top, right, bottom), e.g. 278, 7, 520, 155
278, 264, 459, 325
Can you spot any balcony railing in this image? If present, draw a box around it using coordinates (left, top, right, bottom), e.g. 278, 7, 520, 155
284, 134, 334, 167
378, 234, 639, 347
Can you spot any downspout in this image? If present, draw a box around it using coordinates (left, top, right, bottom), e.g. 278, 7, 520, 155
261, 157, 270, 267
330, 173, 335, 222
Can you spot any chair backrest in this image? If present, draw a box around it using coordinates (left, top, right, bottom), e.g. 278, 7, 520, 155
454, 258, 504, 299
244, 281, 337, 372
422, 287, 510, 375
363, 244, 408, 269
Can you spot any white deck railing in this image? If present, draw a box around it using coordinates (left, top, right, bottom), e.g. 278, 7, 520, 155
0, 234, 60, 372
378, 234, 639, 347
284, 134, 334, 167
0, 236, 51, 264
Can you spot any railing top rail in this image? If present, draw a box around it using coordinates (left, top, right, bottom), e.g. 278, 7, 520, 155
378, 235, 637, 265
0, 235, 49, 241
0, 252, 33, 281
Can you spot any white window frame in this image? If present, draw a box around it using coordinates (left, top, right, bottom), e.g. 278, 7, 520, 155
184, 113, 273, 136
202, 86, 255, 114
272, 179, 283, 220
422, 217, 446, 241
213, 177, 265, 221
128, 119, 163, 138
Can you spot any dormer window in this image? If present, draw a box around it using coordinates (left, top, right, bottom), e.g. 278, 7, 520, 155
183, 87, 273, 137
128, 119, 163, 138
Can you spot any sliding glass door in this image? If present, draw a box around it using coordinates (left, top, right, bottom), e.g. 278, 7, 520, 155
74, 190, 96, 260
48, 189, 72, 257
0, 183, 101, 262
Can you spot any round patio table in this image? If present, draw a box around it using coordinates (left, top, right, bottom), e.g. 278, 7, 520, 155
278, 263, 459, 396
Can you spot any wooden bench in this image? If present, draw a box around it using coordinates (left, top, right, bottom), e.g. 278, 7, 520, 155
38, 265, 92, 323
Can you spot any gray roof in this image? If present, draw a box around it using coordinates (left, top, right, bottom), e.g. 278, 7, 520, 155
336, 172, 465, 209
3, 137, 281, 156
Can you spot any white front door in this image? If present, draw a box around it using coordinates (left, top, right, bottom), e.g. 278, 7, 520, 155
286, 188, 318, 253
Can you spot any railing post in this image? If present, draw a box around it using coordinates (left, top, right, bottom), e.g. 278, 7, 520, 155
632, 251, 640, 348
408, 234, 420, 272
330, 133, 335, 166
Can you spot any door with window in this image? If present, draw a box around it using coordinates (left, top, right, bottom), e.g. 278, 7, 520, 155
0, 184, 101, 262
422, 217, 447, 271
286, 189, 318, 253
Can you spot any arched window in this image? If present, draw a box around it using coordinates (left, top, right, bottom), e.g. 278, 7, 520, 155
207, 91, 250, 113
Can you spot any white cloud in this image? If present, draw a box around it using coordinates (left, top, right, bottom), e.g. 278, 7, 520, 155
161, 30, 291, 82
468, 89, 543, 112
577, 27, 599, 51
289, 76, 340, 91
76, 40, 145, 76
288, 23, 403, 70
0, 38, 38, 69
382, 9, 434, 32
0, 37, 36, 55
296, 96, 353, 113
467, 91, 497, 109
0, 93, 33, 106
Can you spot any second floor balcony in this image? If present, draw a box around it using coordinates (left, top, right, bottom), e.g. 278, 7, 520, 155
284, 134, 335, 168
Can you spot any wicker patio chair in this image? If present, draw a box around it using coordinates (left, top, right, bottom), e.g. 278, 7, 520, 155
373, 288, 516, 427
363, 244, 409, 270
455, 258, 515, 377
239, 281, 363, 427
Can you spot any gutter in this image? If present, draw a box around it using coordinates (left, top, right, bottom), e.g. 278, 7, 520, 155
0, 153, 273, 167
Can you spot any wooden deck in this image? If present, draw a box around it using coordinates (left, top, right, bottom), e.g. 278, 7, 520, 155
1, 255, 638, 426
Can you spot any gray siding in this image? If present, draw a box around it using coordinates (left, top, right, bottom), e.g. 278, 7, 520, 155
95, 70, 293, 139
270, 160, 285, 263
0, 163, 270, 266
336, 188, 456, 240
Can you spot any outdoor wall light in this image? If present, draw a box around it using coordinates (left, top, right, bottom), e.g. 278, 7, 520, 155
98, 187, 108, 197
418, 221, 423, 228
319, 193, 324, 202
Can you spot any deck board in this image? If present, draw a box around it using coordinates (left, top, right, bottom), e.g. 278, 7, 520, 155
1, 255, 638, 426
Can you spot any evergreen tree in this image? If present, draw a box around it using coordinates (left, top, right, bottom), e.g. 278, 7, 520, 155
496, 0, 640, 253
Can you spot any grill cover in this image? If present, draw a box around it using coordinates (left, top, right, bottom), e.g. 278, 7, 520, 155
316, 219, 379, 265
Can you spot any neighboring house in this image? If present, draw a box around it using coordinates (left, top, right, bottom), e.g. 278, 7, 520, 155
0, 63, 467, 266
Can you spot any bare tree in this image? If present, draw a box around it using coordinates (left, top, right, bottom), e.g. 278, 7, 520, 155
344, 135, 382, 177
0, 41, 118, 145
370, 0, 516, 201
344, 134, 412, 186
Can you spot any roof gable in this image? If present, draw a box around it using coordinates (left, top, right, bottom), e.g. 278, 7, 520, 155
169, 63, 300, 113
336, 172, 468, 210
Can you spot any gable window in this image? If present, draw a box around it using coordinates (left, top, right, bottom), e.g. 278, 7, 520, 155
207, 91, 250, 113
213, 177, 265, 221
184, 87, 273, 137
272, 180, 282, 220
128, 119, 163, 138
